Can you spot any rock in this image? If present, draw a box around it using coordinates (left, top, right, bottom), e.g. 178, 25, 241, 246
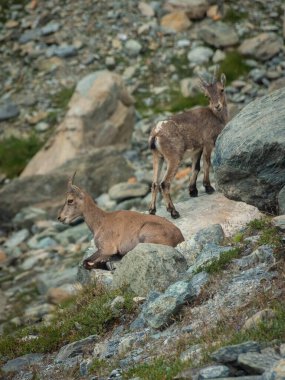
278, 186, 285, 214
125, 39, 142, 57
187, 46, 213, 66
24, 303, 55, 322
211, 341, 261, 363
213, 87, 285, 215
177, 224, 224, 266
41, 22, 61, 35
262, 358, 285, 380
2, 353, 44, 373
233, 245, 275, 269
143, 273, 209, 328
269, 77, 285, 93
165, 0, 209, 20
46, 45, 78, 58
21, 71, 135, 177
112, 243, 187, 296
138, 1, 155, 17
4, 229, 30, 248
212, 49, 226, 63
55, 335, 98, 363
46, 286, 75, 304
36, 267, 78, 294
0, 290, 7, 322
238, 33, 283, 61
0, 99, 20, 121
12, 207, 47, 229
180, 344, 203, 364
108, 182, 149, 201
197, 21, 239, 47
19, 29, 41, 44
54, 223, 90, 245
0, 146, 134, 225
160, 11, 191, 33
242, 309, 276, 331
272, 215, 285, 231
199, 365, 230, 379
180, 77, 200, 97
238, 351, 280, 374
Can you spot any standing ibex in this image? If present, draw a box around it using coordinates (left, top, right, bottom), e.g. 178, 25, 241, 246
148, 69, 228, 219
58, 174, 184, 270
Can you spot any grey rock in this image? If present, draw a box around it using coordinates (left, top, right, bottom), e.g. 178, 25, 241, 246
238, 33, 283, 61
54, 223, 90, 245
238, 351, 281, 374
213, 87, 285, 215
249, 68, 267, 83
55, 335, 98, 363
180, 344, 203, 364
278, 186, 285, 215
187, 46, 213, 66
211, 341, 261, 363
262, 358, 285, 380
46, 45, 78, 58
4, 229, 29, 248
27, 235, 57, 250
2, 353, 44, 373
12, 207, 47, 229
41, 22, 61, 35
109, 182, 149, 201
272, 215, 285, 231
37, 267, 77, 294
0, 99, 20, 121
112, 243, 187, 296
233, 245, 275, 268
197, 21, 239, 48
24, 303, 55, 322
19, 29, 41, 44
166, 0, 209, 20
125, 39, 142, 57
199, 365, 230, 379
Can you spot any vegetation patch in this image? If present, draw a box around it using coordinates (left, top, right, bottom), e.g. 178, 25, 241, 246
223, 7, 248, 23
50, 86, 75, 110
0, 284, 136, 364
194, 248, 241, 275
0, 134, 43, 178
220, 51, 250, 82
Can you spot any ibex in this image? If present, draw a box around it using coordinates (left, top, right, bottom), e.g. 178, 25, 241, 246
148, 69, 228, 219
58, 174, 184, 270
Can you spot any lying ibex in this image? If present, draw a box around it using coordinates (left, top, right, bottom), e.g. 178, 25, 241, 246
58, 174, 184, 270
148, 69, 228, 219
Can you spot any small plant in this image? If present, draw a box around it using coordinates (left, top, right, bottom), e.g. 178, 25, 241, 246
248, 218, 268, 231
50, 86, 75, 109
223, 7, 248, 23
194, 248, 241, 275
232, 233, 244, 244
220, 51, 250, 82
168, 92, 208, 113
0, 134, 43, 178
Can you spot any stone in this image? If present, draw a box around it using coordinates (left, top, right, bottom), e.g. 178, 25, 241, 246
2, 353, 44, 373
0, 99, 20, 121
12, 207, 47, 229
54, 223, 90, 245
212, 49, 226, 63
0, 250, 7, 263
180, 77, 201, 97
36, 267, 78, 294
238, 33, 283, 61
4, 228, 30, 248
46, 45, 78, 58
108, 182, 149, 201
187, 46, 213, 66
180, 344, 203, 364
46, 286, 74, 304
24, 303, 55, 322
272, 215, 285, 231
41, 22, 61, 35
19, 29, 41, 44
211, 341, 261, 363
233, 245, 275, 269
21, 71, 135, 177
55, 335, 98, 363
242, 309, 276, 331
278, 186, 285, 215
125, 39, 142, 57
213, 87, 285, 215
112, 243, 187, 296
262, 358, 285, 380
160, 11, 191, 33
197, 21, 239, 48
165, 0, 209, 20
238, 351, 280, 374
0, 146, 134, 226
199, 365, 230, 379
138, 2, 155, 17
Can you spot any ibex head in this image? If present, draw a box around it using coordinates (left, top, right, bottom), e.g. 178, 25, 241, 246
199, 66, 226, 113
58, 172, 85, 224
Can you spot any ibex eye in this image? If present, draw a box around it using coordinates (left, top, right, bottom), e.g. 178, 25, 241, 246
220, 89, 224, 93
67, 199, 73, 205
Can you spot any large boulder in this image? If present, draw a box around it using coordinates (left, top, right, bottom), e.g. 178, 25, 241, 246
213, 88, 285, 214
238, 33, 283, 61
112, 243, 187, 296
21, 71, 135, 177
0, 146, 134, 226
197, 21, 239, 48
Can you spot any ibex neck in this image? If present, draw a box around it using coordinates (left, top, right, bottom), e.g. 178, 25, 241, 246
82, 194, 106, 234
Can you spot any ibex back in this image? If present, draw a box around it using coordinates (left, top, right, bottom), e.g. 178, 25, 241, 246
149, 70, 228, 219
58, 174, 184, 270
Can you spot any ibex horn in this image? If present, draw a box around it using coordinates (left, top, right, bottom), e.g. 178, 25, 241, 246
212, 65, 220, 84
68, 171, 77, 190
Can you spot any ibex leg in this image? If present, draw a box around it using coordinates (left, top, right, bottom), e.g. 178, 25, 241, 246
189, 149, 203, 197
149, 153, 163, 215
160, 158, 181, 219
203, 145, 215, 194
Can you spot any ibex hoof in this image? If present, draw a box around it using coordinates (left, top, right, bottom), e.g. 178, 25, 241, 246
171, 210, 180, 219
189, 188, 198, 197
149, 208, 156, 215
205, 185, 215, 194
83, 259, 95, 270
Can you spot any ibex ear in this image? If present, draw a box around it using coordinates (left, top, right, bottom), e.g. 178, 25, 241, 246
220, 73, 226, 86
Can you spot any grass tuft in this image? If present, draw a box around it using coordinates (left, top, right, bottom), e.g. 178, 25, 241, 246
194, 248, 241, 275
50, 86, 75, 110
220, 51, 250, 82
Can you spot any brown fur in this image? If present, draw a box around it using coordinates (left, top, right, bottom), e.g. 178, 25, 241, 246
149, 73, 228, 219
58, 175, 184, 270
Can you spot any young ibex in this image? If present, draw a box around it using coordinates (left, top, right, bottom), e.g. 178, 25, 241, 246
58, 174, 184, 270
148, 69, 228, 219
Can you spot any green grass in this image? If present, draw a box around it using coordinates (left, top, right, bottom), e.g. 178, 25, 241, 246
50, 86, 75, 110
247, 218, 282, 249
223, 7, 248, 23
220, 51, 250, 82
0, 134, 43, 178
0, 284, 136, 363
168, 92, 208, 113
194, 248, 241, 275
232, 233, 244, 244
